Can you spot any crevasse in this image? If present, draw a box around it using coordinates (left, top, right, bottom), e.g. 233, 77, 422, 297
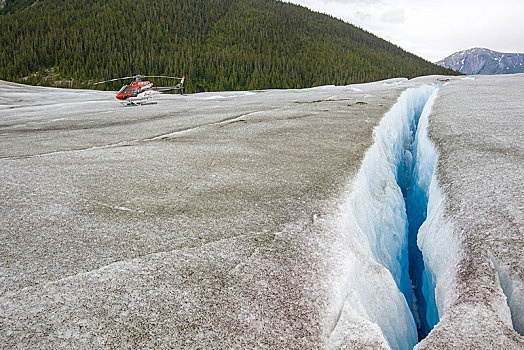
349, 85, 440, 348
405, 89, 440, 337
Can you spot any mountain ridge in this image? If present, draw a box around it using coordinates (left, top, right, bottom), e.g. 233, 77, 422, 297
436, 47, 524, 75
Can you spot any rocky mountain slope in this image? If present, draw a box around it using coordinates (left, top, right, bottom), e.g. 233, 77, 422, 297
437, 48, 524, 75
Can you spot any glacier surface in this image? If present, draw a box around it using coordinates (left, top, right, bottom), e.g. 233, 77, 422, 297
1, 75, 523, 349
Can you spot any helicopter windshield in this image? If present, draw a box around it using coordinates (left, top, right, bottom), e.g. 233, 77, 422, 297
118, 86, 131, 94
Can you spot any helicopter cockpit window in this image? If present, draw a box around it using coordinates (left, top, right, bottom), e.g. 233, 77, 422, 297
118, 86, 131, 94
130, 87, 138, 94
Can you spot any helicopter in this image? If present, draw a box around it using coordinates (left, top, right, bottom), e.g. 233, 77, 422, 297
93, 74, 185, 105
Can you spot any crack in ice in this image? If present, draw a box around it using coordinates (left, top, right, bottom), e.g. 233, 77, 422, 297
341, 85, 441, 349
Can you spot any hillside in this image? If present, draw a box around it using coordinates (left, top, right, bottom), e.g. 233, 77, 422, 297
437, 48, 524, 75
0, 0, 458, 92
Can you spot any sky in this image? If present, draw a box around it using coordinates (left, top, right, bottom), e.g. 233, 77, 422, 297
285, 0, 524, 62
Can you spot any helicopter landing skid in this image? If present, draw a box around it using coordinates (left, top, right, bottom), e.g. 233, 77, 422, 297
121, 100, 158, 106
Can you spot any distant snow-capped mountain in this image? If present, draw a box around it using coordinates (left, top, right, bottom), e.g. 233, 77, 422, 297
437, 48, 524, 75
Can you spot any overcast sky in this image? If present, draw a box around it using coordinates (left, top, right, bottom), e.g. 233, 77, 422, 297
286, 0, 524, 62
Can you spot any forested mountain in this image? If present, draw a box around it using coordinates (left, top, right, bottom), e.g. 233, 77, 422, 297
0, 0, 458, 92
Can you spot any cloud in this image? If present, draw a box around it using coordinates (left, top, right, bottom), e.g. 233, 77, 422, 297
380, 7, 405, 24
286, 0, 524, 61
354, 11, 373, 22
330, 0, 382, 3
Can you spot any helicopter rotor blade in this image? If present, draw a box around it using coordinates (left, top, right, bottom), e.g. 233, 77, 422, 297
92, 76, 136, 85
142, 75, 183, 80
92, 75, 183, 86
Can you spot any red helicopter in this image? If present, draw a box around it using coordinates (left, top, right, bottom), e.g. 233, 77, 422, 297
94, 74, 185, 105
